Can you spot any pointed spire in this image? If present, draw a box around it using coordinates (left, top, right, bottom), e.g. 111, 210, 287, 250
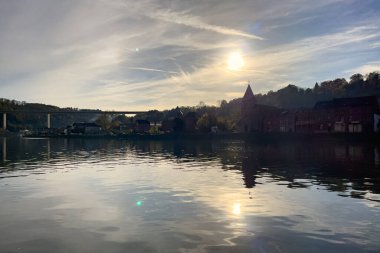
243, 84, 254, 100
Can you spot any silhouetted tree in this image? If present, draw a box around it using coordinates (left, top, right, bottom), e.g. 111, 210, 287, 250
2, 71, 380, 132
197, 113, 218, 133
173, 118, 184, 132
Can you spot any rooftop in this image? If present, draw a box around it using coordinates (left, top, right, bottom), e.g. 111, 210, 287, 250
314, 96, 379, 109
243, 84, 255, 101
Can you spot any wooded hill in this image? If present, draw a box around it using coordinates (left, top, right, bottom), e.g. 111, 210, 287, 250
254, 72, 380, 108
1, 71, 379, 132
0, 99, 100, 130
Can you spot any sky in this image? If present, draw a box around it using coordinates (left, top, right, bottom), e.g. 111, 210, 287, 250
0, 0, 380, 110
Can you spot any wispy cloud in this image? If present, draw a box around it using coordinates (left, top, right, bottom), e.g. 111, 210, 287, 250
370, 41, 380, 49
273, 26, 377, 62
344, 61, 380, 75
0, 0, 379, 110
125, 67, 179, 74
147, 9, 264, 40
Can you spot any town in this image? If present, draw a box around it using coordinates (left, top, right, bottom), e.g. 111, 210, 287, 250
2, 83, 380, 137
1, 71, 380, 137
240, 85, 380, 134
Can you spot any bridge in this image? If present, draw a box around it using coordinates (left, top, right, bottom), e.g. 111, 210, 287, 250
1, 110, 147, 130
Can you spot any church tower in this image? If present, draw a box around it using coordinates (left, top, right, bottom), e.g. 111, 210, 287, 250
242, 84, 255, 104
241, 84, 256, 132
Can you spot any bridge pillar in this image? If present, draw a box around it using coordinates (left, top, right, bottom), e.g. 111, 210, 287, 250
47, 113, 51, 129
2, 113, 6, 130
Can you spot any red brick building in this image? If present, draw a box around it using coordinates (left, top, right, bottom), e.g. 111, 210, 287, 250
314, 96, 379, 133
239, 85, 379, 134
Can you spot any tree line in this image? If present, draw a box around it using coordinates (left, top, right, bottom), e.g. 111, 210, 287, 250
1, 71, 379, 132
134, 71, 380, 132
255, 72, 380, 108
0, 99, 100, 131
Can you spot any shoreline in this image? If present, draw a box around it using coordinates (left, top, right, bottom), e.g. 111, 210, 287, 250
15, 132, 380, 143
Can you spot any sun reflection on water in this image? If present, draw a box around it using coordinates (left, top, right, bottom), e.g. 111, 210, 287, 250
233, 202, 241, 215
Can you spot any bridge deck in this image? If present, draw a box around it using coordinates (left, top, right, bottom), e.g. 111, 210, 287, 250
0, 111, 146, 114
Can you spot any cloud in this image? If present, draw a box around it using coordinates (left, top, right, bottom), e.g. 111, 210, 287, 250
344, 61, 380, 75
146, 9, 264, 40
370, 42, 380, 49
257, 25, 380, 66
235, 24, 380, 89
125, 67, 180, 74
0, 0, 380, 110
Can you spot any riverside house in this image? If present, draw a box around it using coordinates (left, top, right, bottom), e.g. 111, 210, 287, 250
240, 85, 380, 134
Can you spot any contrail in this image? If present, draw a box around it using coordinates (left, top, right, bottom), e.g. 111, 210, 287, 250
126, 67, 180, 74
102, 0, 264, 40
148, 9, 264, 40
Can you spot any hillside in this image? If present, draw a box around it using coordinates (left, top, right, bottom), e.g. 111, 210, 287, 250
0, 99, 100, 131
1, 71, 379, 131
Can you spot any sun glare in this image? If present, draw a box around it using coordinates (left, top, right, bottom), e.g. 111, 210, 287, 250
227, 52, 244, 71
232, 203, 241, 215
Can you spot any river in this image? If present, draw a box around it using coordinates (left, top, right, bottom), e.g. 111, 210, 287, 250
0, 137, 379, 252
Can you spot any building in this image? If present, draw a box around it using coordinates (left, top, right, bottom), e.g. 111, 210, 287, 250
265, 110, 296, 133
240, 84, 284, 132
119, 122, 135, 134
239, 84, 379, 134
314, 96, 379, 133
71, 122, 102, 135
135, 120, 151, 133
294, 109, 313, 133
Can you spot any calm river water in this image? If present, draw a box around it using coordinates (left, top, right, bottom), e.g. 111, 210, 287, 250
0, 137, 380, 253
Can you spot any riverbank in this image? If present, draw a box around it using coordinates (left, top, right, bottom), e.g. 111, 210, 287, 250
0, 131, 19, 137
19, 132, 380, 143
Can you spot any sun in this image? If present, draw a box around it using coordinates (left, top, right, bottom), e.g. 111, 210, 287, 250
227, 52, 244, 71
